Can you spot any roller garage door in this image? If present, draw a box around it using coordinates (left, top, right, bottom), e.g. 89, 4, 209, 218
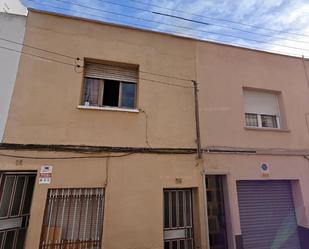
237, 181, 301, 249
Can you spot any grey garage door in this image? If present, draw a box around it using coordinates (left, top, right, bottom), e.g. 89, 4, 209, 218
237, 181, 301, 249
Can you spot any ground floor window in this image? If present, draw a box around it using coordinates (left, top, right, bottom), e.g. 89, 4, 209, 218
39, 188, 104, 249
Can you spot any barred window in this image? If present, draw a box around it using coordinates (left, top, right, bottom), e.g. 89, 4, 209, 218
39, 188, 104, 249
245, 113, 258, 127
261, 114, 278, 128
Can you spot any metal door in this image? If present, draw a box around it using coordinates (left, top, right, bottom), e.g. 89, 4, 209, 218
164, 189, 194, 249
0, 172, 36, 249
237, 180, 301, 249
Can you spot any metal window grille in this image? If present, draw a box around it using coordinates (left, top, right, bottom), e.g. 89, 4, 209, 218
39, 188, 104, 249
164, 189, 194, 249
261, 114, 278, 128
245, 113, 279, 128
245, 113, 258, 127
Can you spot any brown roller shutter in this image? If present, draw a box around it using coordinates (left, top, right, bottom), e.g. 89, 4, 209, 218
85, 62, 138, 83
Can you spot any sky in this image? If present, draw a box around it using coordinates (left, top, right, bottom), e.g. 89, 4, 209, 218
0, 0, 26, 14
2, 0, 309, 57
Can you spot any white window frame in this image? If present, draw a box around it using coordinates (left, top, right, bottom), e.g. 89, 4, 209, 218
244, 89, 282, 129
245, 113, 281, 129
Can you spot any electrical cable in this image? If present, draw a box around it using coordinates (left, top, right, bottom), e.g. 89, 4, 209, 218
82, 63, 194, 87
0, 43, 194, 89
126, 0, 309, 39
0, 36, 78, 59
3, 4, 309, 86
139, 77, 193, 88
1, 36, 194, 82
27, 0, 308, 58
0, 45, 80, 67
0, 152, 135, 160
83, 65, 193, 87
89, 0, 309, 45
139, 70, 192, 82
37, 0, 309, 53
0, 143, 198, 156
0, 33, 194, 82
152, 11, 309, 45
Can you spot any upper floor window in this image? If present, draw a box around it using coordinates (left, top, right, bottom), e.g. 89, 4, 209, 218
83, 61, 138, 109
244, 89, 281, 129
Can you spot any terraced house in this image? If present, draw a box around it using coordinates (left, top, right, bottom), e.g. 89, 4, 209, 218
0, 8, 309, 249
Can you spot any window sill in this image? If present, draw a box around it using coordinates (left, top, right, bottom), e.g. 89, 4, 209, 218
77, 105, 139, 113
244, 126, 290, 132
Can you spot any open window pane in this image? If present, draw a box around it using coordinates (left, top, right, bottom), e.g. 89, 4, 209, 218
84, 78, 101, 106
121, 83, 136, 108
83, 62, 138, 110
103, 80, 120, 107
261, 115, 278, 128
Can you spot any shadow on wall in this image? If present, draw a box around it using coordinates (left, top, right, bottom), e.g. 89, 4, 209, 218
298, 226, 309, 249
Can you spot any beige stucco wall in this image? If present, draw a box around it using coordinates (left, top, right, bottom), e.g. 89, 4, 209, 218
197, 41, 309, 150
205, 154, 309, 235
0, 151, 207, 249
1, 10, 309, 249
3, 11, 197, 148
5, 12, 309, 151
1, 151, 308, 249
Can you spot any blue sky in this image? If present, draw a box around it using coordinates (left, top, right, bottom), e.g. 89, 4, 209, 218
2, 0, 309, 57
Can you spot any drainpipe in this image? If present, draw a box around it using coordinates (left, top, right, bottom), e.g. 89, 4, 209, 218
192, 80, 202, 159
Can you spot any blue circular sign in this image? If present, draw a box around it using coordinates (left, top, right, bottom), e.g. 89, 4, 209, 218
261, 163, 268, 171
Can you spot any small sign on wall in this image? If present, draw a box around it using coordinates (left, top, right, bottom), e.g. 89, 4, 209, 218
39, 166, 53, 184
260, 163, 270, 176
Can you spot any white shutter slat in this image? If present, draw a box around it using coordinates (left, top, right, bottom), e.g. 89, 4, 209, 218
244, 90, 280, 116
85, 63, 138, 83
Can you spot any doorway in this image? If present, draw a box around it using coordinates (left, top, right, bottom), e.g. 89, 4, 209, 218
164, 189, 194, 249
0, 172, 36, 249
206, 175, 229, 249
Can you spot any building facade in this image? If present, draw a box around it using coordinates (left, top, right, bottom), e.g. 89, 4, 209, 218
0, 10, 309, 249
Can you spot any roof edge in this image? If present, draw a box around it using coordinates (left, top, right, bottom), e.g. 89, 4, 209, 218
0, 12, 27, 18
27, 8, 308, 62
